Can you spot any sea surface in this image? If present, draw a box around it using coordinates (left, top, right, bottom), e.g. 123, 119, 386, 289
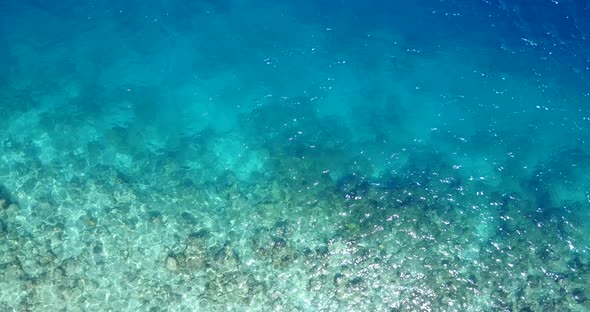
1, 0, 589, 311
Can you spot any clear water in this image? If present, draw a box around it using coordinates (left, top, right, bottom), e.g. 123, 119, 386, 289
1, 0, 589, 311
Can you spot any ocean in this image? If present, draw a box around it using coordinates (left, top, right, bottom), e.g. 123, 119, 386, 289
0, 0, 589, 311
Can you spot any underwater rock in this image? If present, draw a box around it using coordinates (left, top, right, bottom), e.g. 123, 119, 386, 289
0, 184, 17, 209
251, 227, 298, 267
333, 272, 345, 286
572, 288, 587, 304
183, 230, 211, 270
212, 243, 240, 270
270, 237, 298, 268
0, 219, 6, 234
165, 255, 179, 271
271, 220, 292, 238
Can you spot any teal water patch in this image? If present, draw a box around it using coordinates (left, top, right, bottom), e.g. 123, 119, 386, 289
1, 0, 589, 311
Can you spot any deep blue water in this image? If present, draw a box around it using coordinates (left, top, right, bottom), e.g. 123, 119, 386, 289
0, 0, 589, 311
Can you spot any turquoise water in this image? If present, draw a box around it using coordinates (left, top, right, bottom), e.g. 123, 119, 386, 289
1, 0, 589, 311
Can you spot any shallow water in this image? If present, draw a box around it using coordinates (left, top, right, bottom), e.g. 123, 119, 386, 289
1, 0, 589, 311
